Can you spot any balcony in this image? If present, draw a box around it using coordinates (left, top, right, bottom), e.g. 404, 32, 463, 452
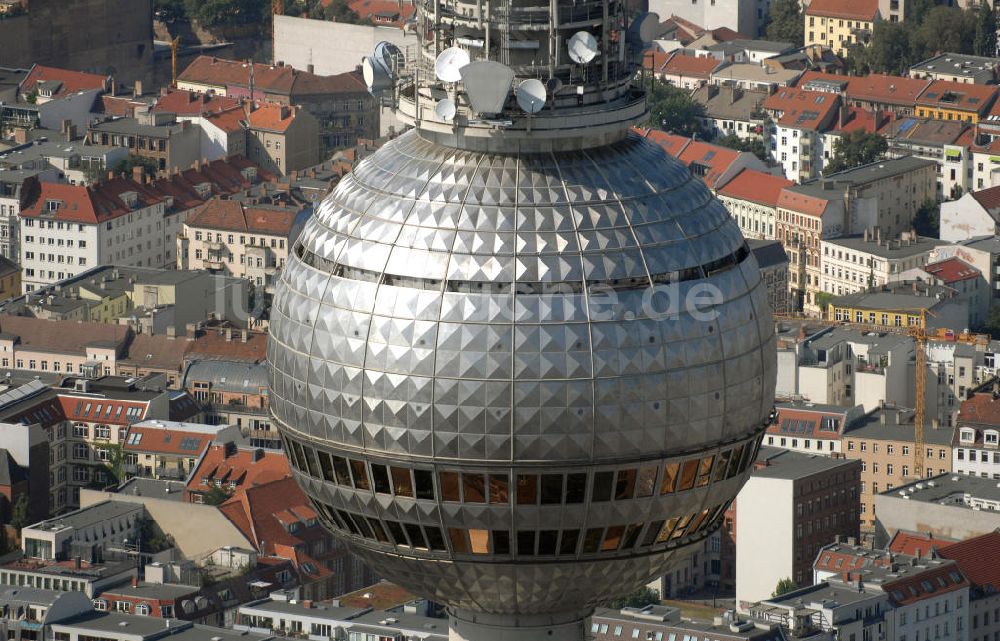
205, 240, 223, 251
202, 257, 225, 270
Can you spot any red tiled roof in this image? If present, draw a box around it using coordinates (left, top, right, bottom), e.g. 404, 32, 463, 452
152, 89, 240, 117
186, 444, 290, 499
184, 329, 269, 364
888, 531, 957, 557
957, 392, 1000, 427
777, 188, 832, 217
833, 106, 895, 135
94, 95, 146, 118
57, 395, 150, 426
217, 476, 323, 560
186, 199, 297, 236
970, 184, 1000, 212
916, 80, 998, 114
203, 107, 246, 134
0, 315, 131, 356
924, 257, 981, 284
883, 563, 970, 605
346, 0, 416, 26
178, 56, 367, 97
677, 139, 741, 189
660, 52, 720, 79
718, 168, 794, 207
643, 49, 671, 73
805, 0, 878, 20
764, 87, 839, 130
123, 427, 213, 455
20, 178, 163, 225
247, 103, 297, 133
20, 64, 109, 100
847, 74, 931, 107
937, 531, 1000, 589
635, 127, 691, 157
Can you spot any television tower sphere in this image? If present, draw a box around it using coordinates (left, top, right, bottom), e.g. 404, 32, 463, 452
267, 0, 777, 638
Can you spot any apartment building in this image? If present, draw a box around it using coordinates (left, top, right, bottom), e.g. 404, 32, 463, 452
763, 87, 840, 181
692, 85, 769, 141
87, 113, 201, 173
821, 232, 949, 298
17, 179, 171, 292
748, 239, 791, 315
804, 0, 879, 58
766, 401, 867, 455
776, 186, 842, 312
0, 255, 20, 300
246, 103, 320, 176
915, 81, 998, 124
656, 52, 720, 89
735, 447, 861, 606
0, 168, 61, 260
910, 54, 1000, 85
176, 56, 378, 154
717, 168, 793, 240
176, 199, 298, 290
953, 389, 1000, 479
122, 420, 239, 481
842, 406, 954, 530
876, 473, 1000, 543
182, 360, 271, 446
828, 281, 972, 335
940, 186, 1000, 243
591, 607, 784, 641
798, 72, 932, 117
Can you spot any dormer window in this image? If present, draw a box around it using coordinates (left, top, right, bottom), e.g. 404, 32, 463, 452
120, 191, 139, 208
961, 428, 976, 443
986, 430, 999, 446
194, 183, 212, 198
45, 200, 62, 212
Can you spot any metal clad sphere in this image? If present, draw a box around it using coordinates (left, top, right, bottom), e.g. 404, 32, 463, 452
267, 129, 777, 615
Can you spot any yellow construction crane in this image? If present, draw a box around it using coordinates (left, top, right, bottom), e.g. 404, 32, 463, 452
777, 309, 989, 480
170, 36, 182, 87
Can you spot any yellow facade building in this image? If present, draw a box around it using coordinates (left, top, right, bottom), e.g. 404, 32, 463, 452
914, 80, 998, 124
805, 0, 879, 58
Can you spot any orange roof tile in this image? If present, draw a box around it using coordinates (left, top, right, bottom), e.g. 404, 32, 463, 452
660, 52, 720, 78
178, 56, 367, 97
153, 89, 240, 117
957, 391, 1000, 426
635, 127, 691, 157
20, 64, 109, 100
888, 530, 957, 557
203, 107, 246, 134
123, 427, 213, 455
20, 178, 163, 225
186, 199, 298, 236
186, 444, 290, 499
676, 139, 741, 189
719, 168, 794, 207
247, 102, 297, 133
916, 80, 998, 114
832, 106, 896, 135
58, 395, 150, 426
764, 87, 839, 130
805, 0, 879, 20
346, 0, 416, 26
938, 531, 1000, 590
777, 187, 832, 217
924, 257, 981, 284
847, 74, 931, 107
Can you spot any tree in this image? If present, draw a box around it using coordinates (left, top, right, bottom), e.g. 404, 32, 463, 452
183, 0, 267, 28
154, 0, 186, 22
201, 485, 233, 506
766, 0, 804, 47
82, 161, 106, 185
823, 131, 888, 175
975, 0, 998, 56
609, 587, 661, 609
912, 199, 940, 238
860, 21, 913, 74
104, 443, 127, 486
772, 577, 797, 597
984, 303, 1000, 338
647, 79, 705, 137
815, 292, 835, 317
111, 155, 159, 179
9, 494, 29, 532
714, 133, 771, 163
911, 6, 977, 61
323, 0, 365, 23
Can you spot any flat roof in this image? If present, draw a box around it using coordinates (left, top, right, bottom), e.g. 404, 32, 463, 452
911, 54, 998, 80
824, 234, 948, 259
102, 581, 200, 600
887, 471, 1000, 504
26, 499, 142, 533
765, 581, 883, 607
844, 411, 955, 445
51, 611, 192, 636
116, 477, 187, 501
240, 598, 363, 619
753, 446, 860, 480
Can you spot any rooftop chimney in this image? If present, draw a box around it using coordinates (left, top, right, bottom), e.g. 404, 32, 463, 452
134, 80, 143, 98
133, 165, 145, 184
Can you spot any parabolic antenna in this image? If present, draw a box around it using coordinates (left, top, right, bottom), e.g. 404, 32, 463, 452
373, 41, 403, 76
434, 47, 471, 82
362, 56, 392, 94
629, 12, 661, 45
567, 31, 599, 64
434, 98, 457, 122
460, 61, 515, 114
515, 79, 547, 114
545, 77, 563, 95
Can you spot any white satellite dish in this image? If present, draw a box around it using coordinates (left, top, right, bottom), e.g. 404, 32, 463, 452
515, 79, 547, 114
630, 12, 661, 44
567, 31, 599, 64
373, 41, 403, 76
434, 47, 471, 83
362, 56, 392, 94
434, 98, 457, 122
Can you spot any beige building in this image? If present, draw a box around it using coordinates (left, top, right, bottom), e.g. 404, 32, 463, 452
842, 406, 954, 531
805, 0, 879, 58
247, 103, 320, 176
177, 199, 298, 291
821, 232, 949, 298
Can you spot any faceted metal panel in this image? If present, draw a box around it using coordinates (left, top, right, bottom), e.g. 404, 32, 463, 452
268, 128, 777, 617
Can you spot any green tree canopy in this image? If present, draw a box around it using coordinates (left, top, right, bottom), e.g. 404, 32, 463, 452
772, 577, 797, 598
912, 199, 940, 238
984, 303, 1000, 338
154, 0, 186, 22
112, 155, 160, 179
856, 4, 979, 74
609, 587, 661, 609
323, 0, 365, 22
766, 0, 804, 46
823, 131, 888, 175
202, 485, 233, 506
183, 0, 267, 27
647, 79, 705, 137
713, 133, 771, 163
10, 494, 29, 532
975, 0, 998, 56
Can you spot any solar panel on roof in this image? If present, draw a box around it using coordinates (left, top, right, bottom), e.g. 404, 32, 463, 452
179, 437, 202, 451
